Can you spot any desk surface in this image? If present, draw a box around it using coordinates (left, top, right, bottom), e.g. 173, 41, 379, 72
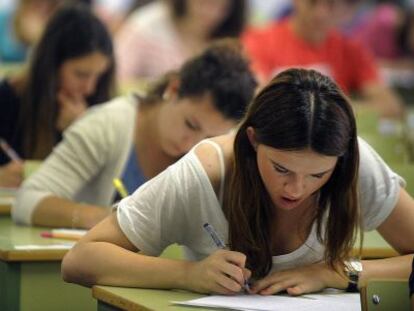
0, 216, 397, 262
93, 286, 207, 311
0, 203, 11, 215
0, 217, 74, 262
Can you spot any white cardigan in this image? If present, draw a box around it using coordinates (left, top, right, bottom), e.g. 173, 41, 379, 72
13, 95, 137, 225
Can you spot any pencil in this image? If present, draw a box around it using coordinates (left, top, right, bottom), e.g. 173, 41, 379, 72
0, 138, 21, 161
113, 178, 129, 198
41, 229, 86, 241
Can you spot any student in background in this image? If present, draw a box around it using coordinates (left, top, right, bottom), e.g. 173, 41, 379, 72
13, 40, 257, 229
0, 3, 115, 188
93, 0, 154, 34
115, 0, 247, 81
0, 0, 64, 63
349, 4, 414, 68
243, 0, 403, 119
62, 69, 414, 295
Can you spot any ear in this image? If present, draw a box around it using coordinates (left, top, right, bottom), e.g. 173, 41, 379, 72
246, 126, 258, 151
163, 76, 180, 101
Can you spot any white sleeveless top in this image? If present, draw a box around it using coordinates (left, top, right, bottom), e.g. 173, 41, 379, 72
117, 138, 404, 272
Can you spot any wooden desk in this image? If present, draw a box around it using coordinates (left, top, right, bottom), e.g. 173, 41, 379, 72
0, 194, 15, 216
0, 203, 11, 215
0, 217, 95, 311
93, 286, 210, 311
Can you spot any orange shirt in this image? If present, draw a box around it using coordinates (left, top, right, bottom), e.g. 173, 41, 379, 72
243, 19, 379, 94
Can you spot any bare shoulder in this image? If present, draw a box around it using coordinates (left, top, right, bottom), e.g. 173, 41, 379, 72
194, 133, 234, 189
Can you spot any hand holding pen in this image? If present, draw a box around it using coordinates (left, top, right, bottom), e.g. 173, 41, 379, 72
0, 138, 21, 162
201, 223, 251, 294
0, 138, 24, 188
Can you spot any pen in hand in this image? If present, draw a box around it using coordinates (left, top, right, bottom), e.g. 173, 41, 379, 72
203, 223, 250, 292
113, 178, 129, 199
0, 138, 21, 162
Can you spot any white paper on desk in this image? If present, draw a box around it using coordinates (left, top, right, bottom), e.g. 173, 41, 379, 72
0, 196, 15, 205
14, 244, 74, 250
52, 228, 87, 236
173, 290, 360, 311
0, 187, 17, 205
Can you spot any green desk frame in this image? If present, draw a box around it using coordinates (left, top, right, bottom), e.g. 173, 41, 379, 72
361, 279, 410, 311
0, 217, 95, 311
0, 204, 11, 215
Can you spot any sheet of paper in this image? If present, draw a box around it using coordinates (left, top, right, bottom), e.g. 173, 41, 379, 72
14, 244, 74, 250
52, 229, 88, 236
173, 290, 360, 311
0, 196, 15, 205
0, 187, 17, 205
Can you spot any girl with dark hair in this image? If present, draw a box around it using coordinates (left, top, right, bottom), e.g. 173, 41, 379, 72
13, 39, 257, 229
0, 2, 115, 187
115, 0, 246, 80
61, 68, 414, 295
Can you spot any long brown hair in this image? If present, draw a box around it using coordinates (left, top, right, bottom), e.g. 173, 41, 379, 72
225, 69, 359, 278
19, 2, 115, 159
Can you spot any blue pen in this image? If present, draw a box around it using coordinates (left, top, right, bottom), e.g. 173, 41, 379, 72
203, 223, 250, 292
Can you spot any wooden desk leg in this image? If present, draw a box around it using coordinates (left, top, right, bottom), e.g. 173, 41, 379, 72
98, 300, 122, 311
0, 261, 21, 311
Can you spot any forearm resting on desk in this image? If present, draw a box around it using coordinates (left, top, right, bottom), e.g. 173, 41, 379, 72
62, 215, 190, 289
360, 255, 414, 287
32, 196, 110, 229
62, 241, 191, 289
62, 214, 248, 294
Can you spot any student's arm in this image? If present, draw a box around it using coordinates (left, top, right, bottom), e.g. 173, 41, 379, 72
356, 82, 404, 119
13, 104, 118, 228
62, 140, 250, 294
32, 196, 109, 229
62, 213, 247, 293
347, 39, 404, 119
359, 188, 414, 285
0, 161, 24, 187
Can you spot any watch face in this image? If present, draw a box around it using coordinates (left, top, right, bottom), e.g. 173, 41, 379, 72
350, 260, 363, 272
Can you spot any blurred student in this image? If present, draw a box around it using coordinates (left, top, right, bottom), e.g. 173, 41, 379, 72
0, 0, 68, 62
61, 68, 414, 295
243, 0, 403, 118
350, 4, 414, 67
13, 40, 257, 229
0, 2, 115, 188
115, 0, 247, 80
93, 0, 154, 33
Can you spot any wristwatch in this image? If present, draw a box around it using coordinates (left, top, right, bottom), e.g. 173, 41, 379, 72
344, 258, 363, 292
